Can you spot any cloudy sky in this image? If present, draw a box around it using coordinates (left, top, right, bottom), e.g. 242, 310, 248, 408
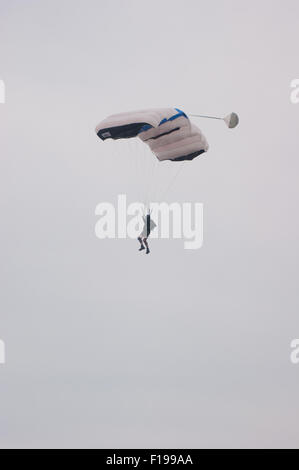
0, 0, 299, 448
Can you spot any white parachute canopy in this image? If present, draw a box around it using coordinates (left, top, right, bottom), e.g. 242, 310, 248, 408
95, 107, 210, 210
96, 108, 209, 162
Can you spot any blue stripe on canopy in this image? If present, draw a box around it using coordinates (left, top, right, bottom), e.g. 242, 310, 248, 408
158, 108, 188, 126
138, 109, 188, 134
138, 124, 153, 133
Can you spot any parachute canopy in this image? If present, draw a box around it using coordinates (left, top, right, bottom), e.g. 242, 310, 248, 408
95, 108, 209, 162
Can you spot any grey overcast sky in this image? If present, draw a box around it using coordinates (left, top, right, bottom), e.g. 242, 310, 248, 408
0, 0, 299, 448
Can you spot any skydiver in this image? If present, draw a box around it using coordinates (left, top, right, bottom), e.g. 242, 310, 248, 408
138, 212, 156, 254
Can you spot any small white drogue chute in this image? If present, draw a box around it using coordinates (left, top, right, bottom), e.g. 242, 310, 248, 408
189, 112, 239, 129
224, 112, 239, 128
